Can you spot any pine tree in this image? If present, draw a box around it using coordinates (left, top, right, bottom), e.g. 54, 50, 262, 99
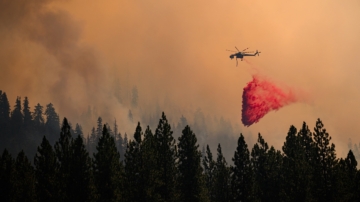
33, 103, 44, 130
44, 103, 60, 145
0, 92, 10, 149
69, 135, 97, 201
22, 97, 32, 131
281, 125, 313, 201
312, 119, 337, 201
34, 136, 58, 202
202, 144, 215, 201
22, 97, 36, 156
93, 125, 123, 201
335, 150, 358, 201
231, 134, 252, 202
251, 133, 282, 201
74, 123, 83, 139
14, 150, 36, 201
125, 122, 146, 202
96, 117, 103, 139
213, 144, 231, 202
54, 118, 74, 201
123, 133, 128, 157
89, 127, 97, 155
10, 97, 23, 152
154, 112, 178, 202
177, 125, 208, 202
0, 149, 16, 201
142, 125, 162, 201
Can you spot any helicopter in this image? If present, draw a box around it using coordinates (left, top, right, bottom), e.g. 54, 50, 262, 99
227, 47, 261, 66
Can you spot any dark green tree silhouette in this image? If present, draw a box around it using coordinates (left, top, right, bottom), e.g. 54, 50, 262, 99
124, 122, 146, 202
93, 125, 124, 201
33, 103, 44, 130
154, 112, 178, 202
34, 136, 60, 201
69, 135, 97, 202
10, 97, 23, 152
142, 125, 162, 201
213, 144, 231, 202
202, 144, 215, 201
96, 117, 103, 139
0, 92, 11, 149
231, 134, 253, 202
251, 133, 282, 201
44, 103, 60, 145
177, 125, 208, 202
0, 149, 16, 201
14, 150, 36, 201
22, 97, 32, 131
54, 118, 73, 201
335, 150, 358, 201
281, 125, 313, 201
34, 136, 58, 202
312, 119, 337, 202
74, 123, 83, 139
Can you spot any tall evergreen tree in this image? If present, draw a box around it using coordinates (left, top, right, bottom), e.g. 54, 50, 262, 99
22, 97, 32, 131
0, 149, 16, 201
231, 134, 252, 202
54, 118, 74, 201
33, 103, 44, 130
14, 150, 36, 201
335, 150, 358, 201
88, 127, 97, 155
74, 123, 83, 139
213, 144, 231, 202
202, 144, 215, 201
96, 117, 103, 139
44, 103, 60, 145
69, 135, 97, 202
0, 92, 10, 149
34, 136, 58, 202
251, 133, 282, 201
125, 122, 146, 202
281, 125, 313, 201
154, 112, 178, 202
93, 125, 123, 201
10, 97, 23, 151
142, 125, 162, 201
177, 125, 208, 202
312, 119, 337, 201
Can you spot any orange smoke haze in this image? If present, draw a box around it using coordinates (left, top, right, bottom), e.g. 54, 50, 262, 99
1, 0, 360, 158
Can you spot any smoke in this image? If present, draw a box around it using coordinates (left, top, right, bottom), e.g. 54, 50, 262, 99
0, 0, 135, 133
1, 0, 360, 159
242, 75, 299, 126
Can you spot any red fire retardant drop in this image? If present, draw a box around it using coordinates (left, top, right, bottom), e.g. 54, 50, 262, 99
242, 75, 298, 126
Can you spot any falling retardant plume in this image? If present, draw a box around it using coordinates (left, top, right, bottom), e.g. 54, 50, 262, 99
242, 75, 299, 126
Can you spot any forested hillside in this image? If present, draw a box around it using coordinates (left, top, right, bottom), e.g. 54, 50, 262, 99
1, 90, 360, 201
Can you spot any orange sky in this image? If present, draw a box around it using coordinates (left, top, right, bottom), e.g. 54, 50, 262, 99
1, 0, 360, 157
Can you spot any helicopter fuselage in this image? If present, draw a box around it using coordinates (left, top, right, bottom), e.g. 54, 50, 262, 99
230, 53, 244, 60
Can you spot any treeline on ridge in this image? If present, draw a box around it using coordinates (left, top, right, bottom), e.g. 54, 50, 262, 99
1, 91, 360, 201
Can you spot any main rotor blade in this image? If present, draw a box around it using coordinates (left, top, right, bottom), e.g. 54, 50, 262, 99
226, 49, 236, 52
235, 46, 240, 52
242, 47, 249, 51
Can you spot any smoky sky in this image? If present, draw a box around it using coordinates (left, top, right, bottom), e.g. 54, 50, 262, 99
1, 0, 360, 157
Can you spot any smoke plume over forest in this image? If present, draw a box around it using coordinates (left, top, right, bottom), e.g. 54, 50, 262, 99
1, 0, 360, 159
